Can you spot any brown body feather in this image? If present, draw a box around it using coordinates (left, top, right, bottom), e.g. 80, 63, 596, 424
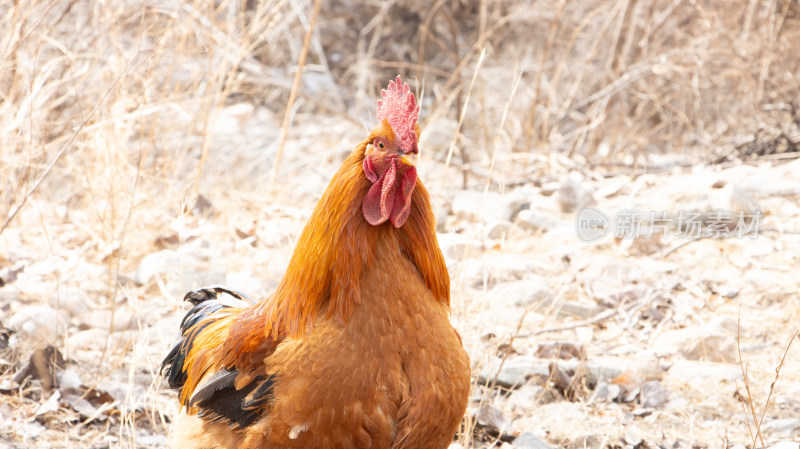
168, 130, 470, 448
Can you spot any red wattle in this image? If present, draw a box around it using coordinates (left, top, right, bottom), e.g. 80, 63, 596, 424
389, 166, 416, 227
362, 159, 416, 227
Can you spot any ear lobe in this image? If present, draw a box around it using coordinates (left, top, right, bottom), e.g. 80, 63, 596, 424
363, 157, 378, 183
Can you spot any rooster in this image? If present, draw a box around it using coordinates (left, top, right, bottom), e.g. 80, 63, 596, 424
161, 76, 471, 449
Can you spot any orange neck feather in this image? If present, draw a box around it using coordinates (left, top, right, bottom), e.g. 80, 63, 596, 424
264, 139, 449, 339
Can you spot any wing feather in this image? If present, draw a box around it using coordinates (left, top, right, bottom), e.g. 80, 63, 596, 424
161, 286, 279, 428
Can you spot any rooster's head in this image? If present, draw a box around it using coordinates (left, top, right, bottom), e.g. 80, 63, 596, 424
362, 75, 420, 228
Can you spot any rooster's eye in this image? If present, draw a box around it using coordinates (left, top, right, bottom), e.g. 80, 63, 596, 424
378, 141, 385, 149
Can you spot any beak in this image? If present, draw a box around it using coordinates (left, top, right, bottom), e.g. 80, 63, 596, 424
398, 153, 417, 167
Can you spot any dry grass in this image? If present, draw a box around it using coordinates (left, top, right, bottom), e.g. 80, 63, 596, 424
3, 0, 799, 224
1, 0, 799, 447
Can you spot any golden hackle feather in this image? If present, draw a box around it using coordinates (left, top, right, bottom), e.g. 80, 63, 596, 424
260, 120, 448, 340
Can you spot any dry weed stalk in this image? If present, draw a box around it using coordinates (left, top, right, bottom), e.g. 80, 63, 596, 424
267, 0, 323, 195
737, 302, 799, 449
437, 47, 486, 216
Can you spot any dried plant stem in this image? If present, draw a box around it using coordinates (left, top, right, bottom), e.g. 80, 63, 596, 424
740, 327, 798, 449
737, 303, 766, 449
518, 309, 617, 338
0, 54, 135, 236
436, 47, 485, 212
416, 0, 448, 80
755, 331, 798, 439
483, 68, 522, 194
523, 0, 567, 153
267, 0, 322, 195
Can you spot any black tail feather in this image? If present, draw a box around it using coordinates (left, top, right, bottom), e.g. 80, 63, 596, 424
189, 368, 274, 428
179, 300, 226, 331
183, 285, 255, 305
161, 285, 275, 428
161, 286, 251, 391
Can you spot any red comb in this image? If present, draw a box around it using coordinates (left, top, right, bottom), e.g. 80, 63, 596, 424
377, 75, 419, 154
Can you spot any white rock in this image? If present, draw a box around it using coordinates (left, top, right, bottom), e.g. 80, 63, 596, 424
437, 233, 483, 263
540, 181, 560, 197
623, 352, 664, 381
639, 380, 669, 408
556, 174, 596, 213
8, 304, 67, 343
455, 254, 542, 288
743, 269, 783, 291
63, 392, 99, 418
708, 183, 760, 215
513, 432, 553, 449
591, 380, 620, 402
422, 118, 458, 153
516, 209, 566, 232
762, 418, 800, 437
55, 287, 91, 319
67, 328, 107, 351
507, 384, 545, 411
35, 390, 61, 416
489, 278, 551, 309
556, 301, 602, 319
436, 204, 450, 232
225, 271, 265, 298
211, 102, 254, 135
256, 218, 302, 248
653, 316, 739, 362
302, 71, 339, 97
717, 285, 740, 299
0, 262, 25, 286
647, 153, 686, 170
80, 306, 138, 333
136, 435, 170, 446
577, 257, 644, 304
135, 250, 182, 285
712, 316, 741, 333
594, 177, 629, 199
478, 356, 541, 389
475, 404, 513, 434
583, 358, 626, 382
769, 442, 800, 449
484, 219, 515, 240
451, 190, 516, 222
666, 360, 741, 383
740, 166, 800, 198
22, 420, 45, 439
57, 368, 83, 391
620, 232, 666, 256
623, 429, 643, 446
635, 259, 679, 274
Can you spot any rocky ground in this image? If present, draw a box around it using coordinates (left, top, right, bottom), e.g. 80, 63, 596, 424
2, 2, 800, 447
1, 105, 799, 449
